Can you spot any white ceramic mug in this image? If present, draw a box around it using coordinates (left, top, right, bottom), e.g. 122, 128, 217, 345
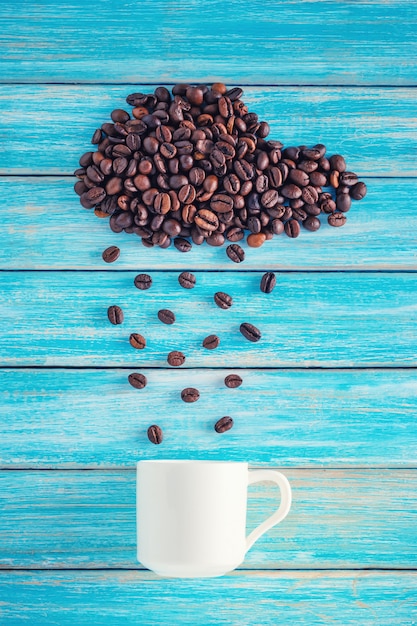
136, 460, 292, 578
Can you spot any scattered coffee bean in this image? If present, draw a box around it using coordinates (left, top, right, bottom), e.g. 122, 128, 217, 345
203, 334, 220, 349
147, 424, 163, 444
174, 237, 192, 252
227, 243, 245, 263
129, 333, 146, 349
178, 271, 196, 289
134, 273, 152, 290
240, 322, 261, 342
167, 350, 186, 366
350, 181, 367, 200
224, 374, 243, 388
102, 245, 120, 263
328, 212, 347, 227
128, 373, 147, 389
260, 272, 276, 294
107, 305, 124, 325
214, 416, 234, 433
158, 309, 175, 324
181, 387, 200, 403
214, 291, 233, 309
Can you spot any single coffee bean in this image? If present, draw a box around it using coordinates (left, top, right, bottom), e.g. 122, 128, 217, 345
329, 154, 346, 172
329, 170, 340, 188
214, 416, 234, 433
281, 184, 302, 199
203, 334, 220, 349
272, 218, 285, 235
158, 309, 176, 324
107, 305, 124, 325
336, 193, 352, 212
340, 171, 358, 187
224, 374, 243, 388
178, 271, 196, 289
134, 273, 152, 290
350, 181, 367, 200
174, 237, 192, 252
284, 219, 301, 238
240, 322, 261, 342
226, 243, 245, 263
301, 185, 319, 205
181, 387, 200, 403
167, 350, 186, 366
289, 169, 309, 187
214, 291, 233, 309
102, 245, 120, 263
260, 272, 276, 293
147, 424, 163, 444
304, 216, 321, 231
195, 208, 219, 231
129, 333, 146, 349
128, 373, 147, 389
247, 232, 266, 247
211, 193, 234, 213
328, 212, 347, 227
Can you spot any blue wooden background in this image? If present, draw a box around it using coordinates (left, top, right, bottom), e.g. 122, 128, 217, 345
1, 1, 417, 624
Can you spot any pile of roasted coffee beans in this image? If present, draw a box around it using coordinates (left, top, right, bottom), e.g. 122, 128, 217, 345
103, 259, 274, 443
75, 83, 367, 260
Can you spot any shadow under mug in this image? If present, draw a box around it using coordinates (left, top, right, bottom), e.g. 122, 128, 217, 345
137, 460, 292, 578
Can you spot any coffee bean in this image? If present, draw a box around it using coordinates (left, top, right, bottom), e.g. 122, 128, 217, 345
350, 181, 367, 200
289, 169, 309, 187
178, 271, 196, 289
107, 305, 124, 325
329, 154, 346, 172
203, 334, 220, 349
181, 387, 200, 403
260, 272, 276, 293
340, 171, 358, 187
214, 291, 233, 309
281, 184, 302, 199
158, 309, 175, 324
284, 219, 301, 238
128, 373, 147, 389
328, 212, 347, 227
102, 245, 120, 263
211, 194, 234, 213
174, 237, 192, 252
134, 273, 152, 290
226, 243, 245, 263
240, 322, 261, 342
214, 416, 234, 433
301, 185, 319, 205
329, 170, 340, 188
304, 216, 321, 231
247, 233, 266, 247
224, 374, 243, 388
147, 424, 163, 444
167, 350, 186, 366
336, 193, 352, 212
129, 333, 146, 349
195, 208, 219, 231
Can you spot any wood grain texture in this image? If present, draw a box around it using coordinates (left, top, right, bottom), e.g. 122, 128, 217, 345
0, 570, 416, 626
1, 271, 416, 367
3, 177, 416, 270
1, 369, 416, 468
1, 85, 416, 175
1, 470, 416, 569
0, 1, 416, 85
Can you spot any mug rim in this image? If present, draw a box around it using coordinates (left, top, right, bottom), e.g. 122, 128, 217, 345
137, 460, 248, 466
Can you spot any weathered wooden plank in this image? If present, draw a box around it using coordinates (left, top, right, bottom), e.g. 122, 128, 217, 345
1, 369, 416, 467
1, 272, 416, 367
0, 470, 416, 569
3, 177, 416, 270
1, 86, 416, 174
0, 1, 416, 85
0, 569, 415, 625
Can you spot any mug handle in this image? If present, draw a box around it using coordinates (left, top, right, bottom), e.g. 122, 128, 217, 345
245, 469, 292, 552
